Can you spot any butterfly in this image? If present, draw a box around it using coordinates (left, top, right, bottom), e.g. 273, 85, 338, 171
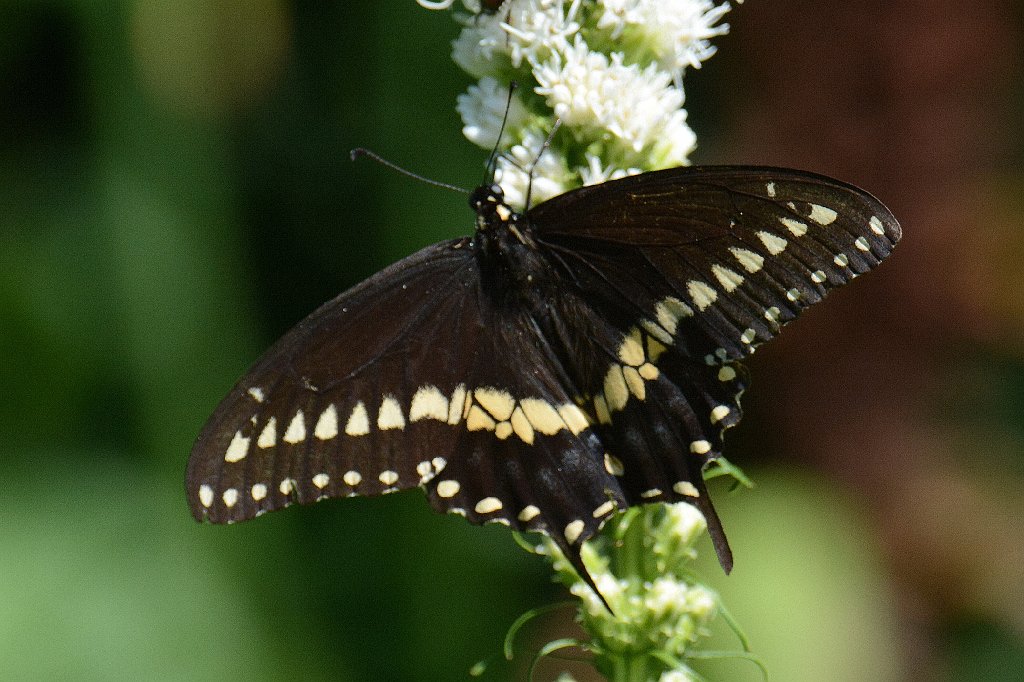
186, 165, 900, 600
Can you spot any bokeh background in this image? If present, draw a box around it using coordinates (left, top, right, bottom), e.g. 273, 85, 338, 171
2, 1, 1023, 680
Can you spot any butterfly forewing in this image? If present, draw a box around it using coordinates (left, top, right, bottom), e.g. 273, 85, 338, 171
531, 166, 900, 361
187, 240, 484, 522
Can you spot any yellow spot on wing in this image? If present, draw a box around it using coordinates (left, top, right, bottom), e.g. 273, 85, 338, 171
623, 366, 646, 400
618, 327, 645, 366
520, 398, 564, 435
779, 216, 808, 237
409, 385, 449, 422
447, 384, 467, 424
377, 396, 406, 430
474, 387, 515, 421
466, 405, 496, 431
655, 296, 693, 335
557, 404, 590, 435
603, 365, 630, 411
509, 406, 534, 444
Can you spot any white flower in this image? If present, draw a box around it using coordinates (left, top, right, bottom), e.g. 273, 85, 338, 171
658, 670, 699, 682
451, 0, 583, 76
456, 77, 529, 148
533, 37, 695, 163
664, 502, 708, 545
580, 154, 642, 185
596, 0, 734, 73
500, 0, 584, 68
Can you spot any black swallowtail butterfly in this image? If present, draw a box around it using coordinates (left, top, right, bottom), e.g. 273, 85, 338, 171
186, 166, 900, 597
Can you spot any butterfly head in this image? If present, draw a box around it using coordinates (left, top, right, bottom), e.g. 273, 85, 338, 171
470, 183, 517, 233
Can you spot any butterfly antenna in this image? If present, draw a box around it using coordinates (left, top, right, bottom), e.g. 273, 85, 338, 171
350, 148, 468, 194
522, 118, 561, 211
483, 81, 519, 185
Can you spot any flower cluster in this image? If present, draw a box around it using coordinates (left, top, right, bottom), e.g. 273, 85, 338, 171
419, 0, 738, 208
542, 503, 721, 679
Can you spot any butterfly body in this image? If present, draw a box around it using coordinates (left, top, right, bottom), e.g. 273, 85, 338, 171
187, 166, 901, 593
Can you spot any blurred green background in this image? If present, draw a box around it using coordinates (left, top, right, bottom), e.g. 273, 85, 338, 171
2, 1, 1023, 680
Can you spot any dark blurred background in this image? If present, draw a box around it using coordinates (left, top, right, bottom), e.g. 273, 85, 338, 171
1, 1, 1022, 680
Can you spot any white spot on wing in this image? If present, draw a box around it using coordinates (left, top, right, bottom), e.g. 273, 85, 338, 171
564, 519, 586, 544
257, 417, 277, 448
251, 483, 268, 501
740, 328, 756, 345
604, 452, 625, 476
312, 473, 330, 489
475, 497, 503, 514
690, 440, 712, 454
283, 411, 306, 444
279, 478, 296, 495
779, 216, 808, 237
345, 401, 370, 436
437, 479, 460, 498
222, 488, 239, 508
247, 387, 265, 403
757, 231, 788, 255
718, 366, 737, 382
593, 500, 616, 518
729, 247, 764, 273
199, 484, 214, 508
314, 404, 339, 440
518, 505, 540, 522
710, 405, 731, 423
870, 216, 885, 235
766, 182, 777, 197
673, 481, 700, 497
855, 236, 871, 252
811, 270, 827, 284
712, 264, 745, 292
640, 488, 662, 498
834, 252, 850, 267
224, 431, 250, 463
687, 280, 718, 311
764, 306, 781, 323
379, 470, 398, 486
809, 204, 838, 225
343, 470, 362, 487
